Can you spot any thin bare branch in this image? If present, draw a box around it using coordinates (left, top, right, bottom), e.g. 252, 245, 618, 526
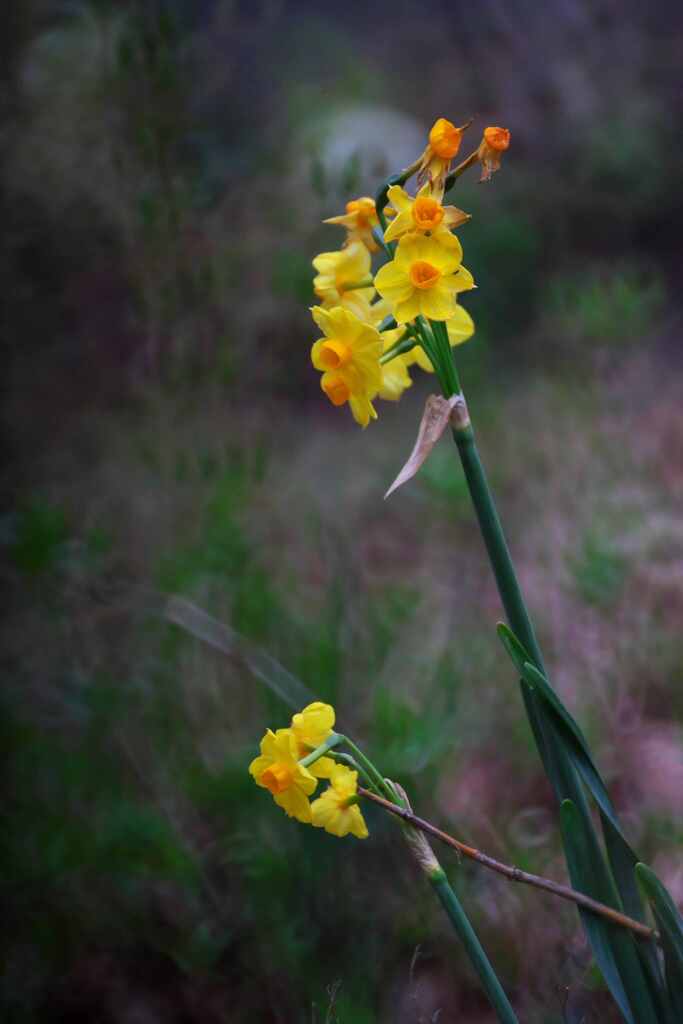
359, 788, 658, 943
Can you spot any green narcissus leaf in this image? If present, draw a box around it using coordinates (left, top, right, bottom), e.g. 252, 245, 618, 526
637, 863, 683, 1020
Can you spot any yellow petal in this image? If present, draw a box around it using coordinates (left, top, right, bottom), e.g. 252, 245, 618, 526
291, 701, 335, 746
258, 728, 280, 760
274, 785, 313, 823
418, 285, 456, 322
386, 184, 413, 213
349, 393, 377, 428
447, 265, 475, 293
394, 292, 423, 324
310, 791, 338, 830
311, 338, 329, 372
380, 356, 412, 401
420, 233, 463, 272
309, 756, 336, 780
248, 754, 273, 784
374, 260, 413, 303
310, 305, 335, 338
368, 297, 393, 325
446, 305, 475, 346
383, 208, 414, 244
393, 234, 422, 268
406, 344, 434, 372
341, 240, 371, 279
341, 289, 376, 319
348, 805, 369, 839
292, 762, 318, 796
312, 251, 338, 275
323, 212, 357, 228
381, 327, 407, 349
272, 727, 299, 761
349, 326, 382, 388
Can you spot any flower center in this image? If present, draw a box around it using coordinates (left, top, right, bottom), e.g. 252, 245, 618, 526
260, 763, 293, 795
413, 196, 445, 230
409, 260, 441, 290
346, 197, 376, 227
429, 118, 462, 160
318, 339, 352, 370
322, 373, 351, 407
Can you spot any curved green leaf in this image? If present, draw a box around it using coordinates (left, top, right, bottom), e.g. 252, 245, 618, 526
637, 863, 683, 1019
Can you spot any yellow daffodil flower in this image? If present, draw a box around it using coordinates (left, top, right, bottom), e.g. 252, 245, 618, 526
374, 234, 475, 324
324, 196, 379, 251
310, 305, 382, 427
384, 183, 469, 244
405, 304, 475, 372
249, 728, 317, 823
478, 126, 510, 183
311, 765, 369, 839
291, 702, 336, 779
312, 241, 375, 318
417, 117, 471, 198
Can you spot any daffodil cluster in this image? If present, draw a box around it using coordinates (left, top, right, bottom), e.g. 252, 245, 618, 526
248, 702, 369, 839
309, 117, 510, 427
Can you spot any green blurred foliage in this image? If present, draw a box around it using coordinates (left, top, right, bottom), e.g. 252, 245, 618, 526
569, 531, 629, 608
548, 267, 665, 348
9, 500, 69, 574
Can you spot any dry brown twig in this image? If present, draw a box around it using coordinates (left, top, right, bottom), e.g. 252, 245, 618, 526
359, 787, 659, 944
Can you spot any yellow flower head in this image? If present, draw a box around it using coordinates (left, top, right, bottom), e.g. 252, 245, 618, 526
384, 183, 470, 244
324, 197, 379, 252
311, 765, 368, 839
417, 117, 471, 198
249, 728, 317, 823
312, 241, 374, 318
478, 126, 510, 183
310, 305, 382, 427
374, 233, 475, 324
405, 304, 475, 372
291, 702, 336, 779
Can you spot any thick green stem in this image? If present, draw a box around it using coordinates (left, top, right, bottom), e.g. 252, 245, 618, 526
430, 319, 461, 396
429, 868, 519, 1024
451, 419, 546, 675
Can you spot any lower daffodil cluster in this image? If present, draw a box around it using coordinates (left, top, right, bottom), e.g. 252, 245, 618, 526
248, 702, 369, 839
309, 116, 509, 427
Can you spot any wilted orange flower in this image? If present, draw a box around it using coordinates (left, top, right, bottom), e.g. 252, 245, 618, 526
478, 126, 510, 182
417, 117, 471, 198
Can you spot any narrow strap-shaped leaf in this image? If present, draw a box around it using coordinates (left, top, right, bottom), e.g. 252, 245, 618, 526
602, 816, 665, 995
637, 863, 683, 1019
498, 626, 651, 934
522, 681, 661, 1022
520, 684, 635, 1020
560, 800, 660, 1024
497, 622, 531, 676
632, 930, 676, 1024
521, 659, 652, 932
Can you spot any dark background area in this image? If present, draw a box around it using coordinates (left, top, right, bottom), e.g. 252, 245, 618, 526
3, 2, 683, 1021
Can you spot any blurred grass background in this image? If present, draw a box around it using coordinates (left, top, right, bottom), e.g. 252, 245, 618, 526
3, 1, 683, 1021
